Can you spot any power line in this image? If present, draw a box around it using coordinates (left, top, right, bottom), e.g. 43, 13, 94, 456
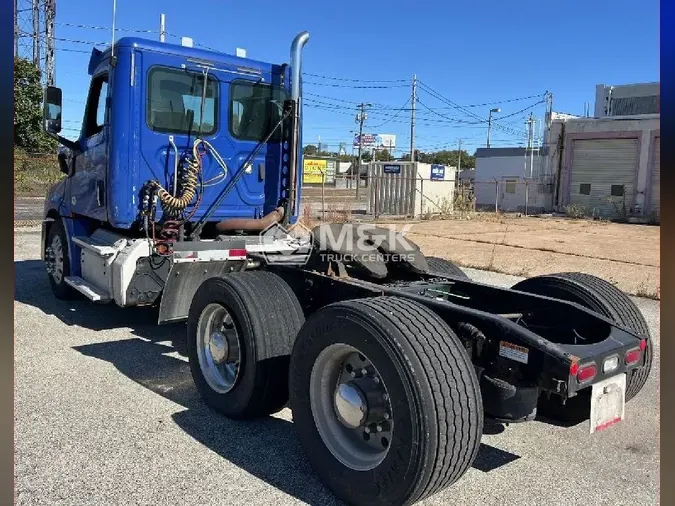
55, 21, 158, 33
417, 99, 484, 125
303, 72, 406, 83
493, 100, 546, 121
371, 96, 412, 129
304, 80, 408, 89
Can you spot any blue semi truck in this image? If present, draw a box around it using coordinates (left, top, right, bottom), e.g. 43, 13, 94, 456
39, 32, 652, 506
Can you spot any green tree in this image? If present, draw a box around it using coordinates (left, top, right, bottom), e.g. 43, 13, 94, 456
303, 144, 318, 155
14, 57, 56, 153
375, 149, 394, 161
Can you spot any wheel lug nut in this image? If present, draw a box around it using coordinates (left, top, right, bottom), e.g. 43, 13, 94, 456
376, 424, 383, 432
350, 371, 356, 378
373, 376, 380, 384
384, 413, 390, 420
364, 427, 371, 434
383, 393, 389, 401
361, 368, 368, 376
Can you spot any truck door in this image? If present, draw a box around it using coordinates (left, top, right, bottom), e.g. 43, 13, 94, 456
137, 51, 278, 222
67, 71, 109, 221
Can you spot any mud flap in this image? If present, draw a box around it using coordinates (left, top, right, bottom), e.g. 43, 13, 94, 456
158, 260, 247, 324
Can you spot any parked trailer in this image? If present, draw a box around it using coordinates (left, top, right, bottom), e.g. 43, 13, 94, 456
39, 30, 652, 506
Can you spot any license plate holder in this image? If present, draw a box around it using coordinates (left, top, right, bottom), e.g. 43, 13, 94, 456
589, 373, 626, 434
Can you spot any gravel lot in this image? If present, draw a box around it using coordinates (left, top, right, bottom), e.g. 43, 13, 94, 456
15, 228, 659, 505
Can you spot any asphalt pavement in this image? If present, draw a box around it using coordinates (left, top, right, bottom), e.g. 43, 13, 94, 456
14, 228, 659, 506
15, 198, 44, 222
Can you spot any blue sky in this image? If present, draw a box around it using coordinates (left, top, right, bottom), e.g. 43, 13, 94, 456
53, 0, 659, 154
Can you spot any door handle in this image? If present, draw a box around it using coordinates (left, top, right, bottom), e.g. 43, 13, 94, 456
96, 180, 105, 207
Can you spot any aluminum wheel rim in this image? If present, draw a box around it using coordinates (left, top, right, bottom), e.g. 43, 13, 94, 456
309, 343, 394, 471
49, 235, 65, 284
196, 303, 242, 394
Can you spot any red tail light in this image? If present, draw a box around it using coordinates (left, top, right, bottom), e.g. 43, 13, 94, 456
577, 363, 597, 383
229, 249, 247, 258
625, 348, 641, 366
570, 362, 579, 376
639, 339, 647, 351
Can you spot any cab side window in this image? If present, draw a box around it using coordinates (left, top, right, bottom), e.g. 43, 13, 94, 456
84, 73, 109, 138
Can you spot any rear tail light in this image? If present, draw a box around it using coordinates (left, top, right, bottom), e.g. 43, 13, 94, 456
625, 348, 641, 366
577, 363, 597, 383
229, 249, 247, 258
639, 339, 647, 351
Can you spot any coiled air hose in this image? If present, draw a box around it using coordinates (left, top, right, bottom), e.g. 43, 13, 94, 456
149, 141, 202, 213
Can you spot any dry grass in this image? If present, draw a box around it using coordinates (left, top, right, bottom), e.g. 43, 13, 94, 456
380, 216, 660, 299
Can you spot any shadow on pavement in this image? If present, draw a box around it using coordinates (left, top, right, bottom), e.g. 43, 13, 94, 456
16, 258, 521, 504
14, 259, 186, 354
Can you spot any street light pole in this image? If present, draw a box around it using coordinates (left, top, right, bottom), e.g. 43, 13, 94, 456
487, 107, 501, 148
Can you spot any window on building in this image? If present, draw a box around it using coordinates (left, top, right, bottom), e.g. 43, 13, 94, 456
611, 184, 625, 197
504, 179, 517, 194
83, 73, 108, 138
147, 67, 218, 135
579, 183, 591, 195
230, 80, 288, 142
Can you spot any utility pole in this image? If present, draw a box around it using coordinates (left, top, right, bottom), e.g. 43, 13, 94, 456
159, 13, 166, 42
355, 103, 371, 199
14, 0, 18, 57
457, 139, 462, 172
318, 135, 322, 154
32, 0, 39, 66
45, 0, 55, 85
410, 74, 417, 162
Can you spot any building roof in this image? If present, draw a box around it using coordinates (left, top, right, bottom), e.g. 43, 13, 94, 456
475, 147, 540, 158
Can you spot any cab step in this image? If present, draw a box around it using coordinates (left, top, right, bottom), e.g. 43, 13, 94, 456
72, 234, 126, 258
64, 276, 112, 302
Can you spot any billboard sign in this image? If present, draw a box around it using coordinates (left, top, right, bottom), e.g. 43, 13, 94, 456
303, 158, 337, 185
383, 164, 401, 174
353, 133, 396, 150
430, 164, 446, 181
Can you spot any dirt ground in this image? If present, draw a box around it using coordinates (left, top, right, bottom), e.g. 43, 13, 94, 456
382, 215, 660, 299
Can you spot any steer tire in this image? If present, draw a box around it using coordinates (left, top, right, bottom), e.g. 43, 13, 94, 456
512, 272, 653, 420
289, 296, 483, 506
187, 271, 305, 419
426, 256, 469, 279
45, 219, 78, 300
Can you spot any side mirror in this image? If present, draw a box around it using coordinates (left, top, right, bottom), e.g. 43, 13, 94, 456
43, 86, 63, 135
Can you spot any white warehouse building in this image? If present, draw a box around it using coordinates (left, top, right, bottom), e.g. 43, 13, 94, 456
544, 113, 659, 221
473, 81, 660, 222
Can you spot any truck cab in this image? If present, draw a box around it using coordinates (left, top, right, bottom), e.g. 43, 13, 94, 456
40, 32, 309, 310
42, 35, 306, 233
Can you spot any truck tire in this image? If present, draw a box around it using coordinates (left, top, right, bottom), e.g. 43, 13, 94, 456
289, 296, 483, 506
426, 256, 469, 279
44, 219, 77, 300
512, 272, 653, 418
187, 271, 305, 419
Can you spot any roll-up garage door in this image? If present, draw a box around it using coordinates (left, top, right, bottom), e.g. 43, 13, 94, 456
650, 137, 660, 221
569, 138, 639, 218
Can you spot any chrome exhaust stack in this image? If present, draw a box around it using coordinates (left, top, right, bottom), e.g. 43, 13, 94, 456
288, 31, 310, 221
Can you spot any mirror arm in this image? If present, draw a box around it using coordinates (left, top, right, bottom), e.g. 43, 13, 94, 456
46, 131, 79, 152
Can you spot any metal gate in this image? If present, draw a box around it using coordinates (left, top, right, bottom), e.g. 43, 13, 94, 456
649, 137, 660, 221
367, 162, 416, 216
569, 138, 639, 217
